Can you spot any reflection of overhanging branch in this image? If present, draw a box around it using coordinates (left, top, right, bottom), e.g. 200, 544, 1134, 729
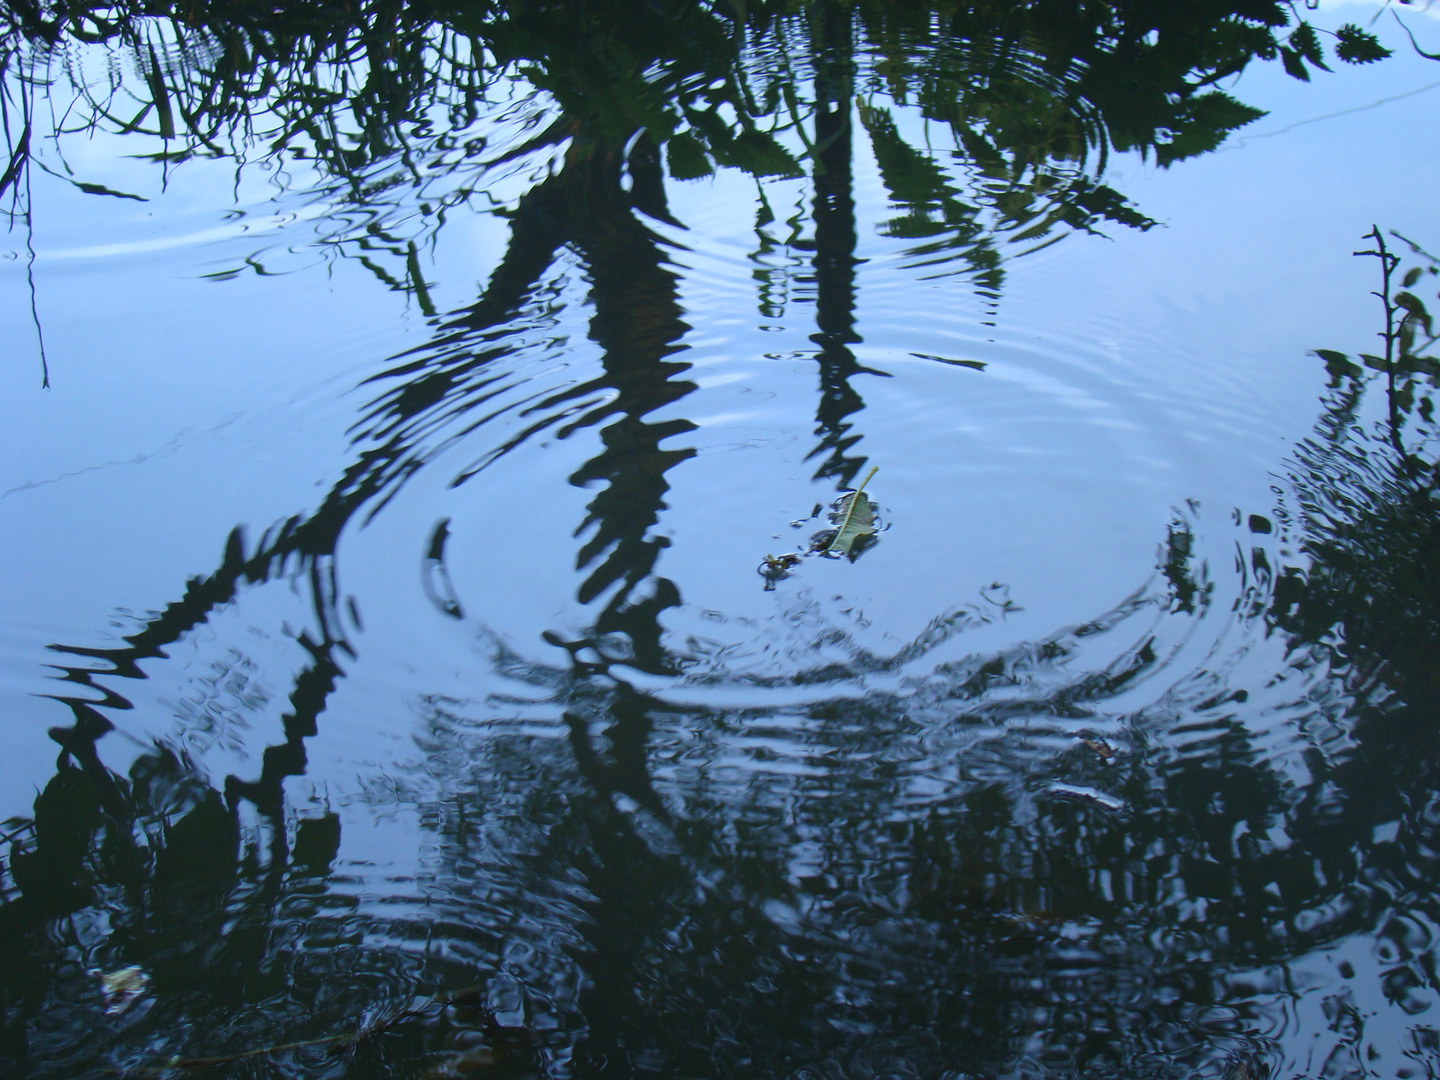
445, 134, 700, 673
40, 129, 702, 855
0, 0, 1320, 309
1314, 228, 1440, 459
0, 68, 49, 387
0, 115, 26, 200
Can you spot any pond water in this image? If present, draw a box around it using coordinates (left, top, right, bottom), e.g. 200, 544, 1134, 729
3, 2, 1440, 1077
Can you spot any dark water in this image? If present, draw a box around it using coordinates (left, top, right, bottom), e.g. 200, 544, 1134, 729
3, 2, 1440, 1077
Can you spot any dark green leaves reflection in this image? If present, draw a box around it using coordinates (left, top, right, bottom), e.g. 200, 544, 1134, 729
1312, 229, 1440, 455
0, 0, 1395, 298
1335, 23, 1394, 65
1282, 229, 1440, 717
1, 4, 1437, 1077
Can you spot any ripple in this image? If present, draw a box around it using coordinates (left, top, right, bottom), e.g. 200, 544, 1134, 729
8, 22, 1439, 1080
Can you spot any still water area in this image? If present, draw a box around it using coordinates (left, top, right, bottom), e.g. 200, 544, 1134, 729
3, 3, 1440, 1077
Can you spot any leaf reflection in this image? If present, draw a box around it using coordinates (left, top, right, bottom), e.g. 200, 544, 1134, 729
15, 306, 1440, 1074
0, 0, 1337, 298
4, 7, 1439, 1080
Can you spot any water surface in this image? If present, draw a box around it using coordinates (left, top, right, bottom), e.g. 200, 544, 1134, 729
4, 3, 1440, 1077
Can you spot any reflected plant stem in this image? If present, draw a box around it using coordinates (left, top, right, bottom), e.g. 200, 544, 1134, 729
24, 208, 48, 390
563, 688, 671, 825
470, 133, 696, 673
5, 87, 47, 388
565, 718, 686, 1078
1357, 225, 1404, 454
223, 630, 343, 866
806, 4, 871, 488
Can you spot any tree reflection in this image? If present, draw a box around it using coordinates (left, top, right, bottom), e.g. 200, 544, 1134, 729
2, 0, 1387, 296
436, 132, 698, 673
0, 4, 1429, 1079
804, 3, 880, 488
13, 306, 1440, 1075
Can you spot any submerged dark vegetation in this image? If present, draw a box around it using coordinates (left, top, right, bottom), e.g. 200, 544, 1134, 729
4, 1, 1440, 1078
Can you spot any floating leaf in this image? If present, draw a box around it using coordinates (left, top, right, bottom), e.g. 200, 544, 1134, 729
1403, 267, 1424, 288
1082, 736, 1119, 763
824, 466, 879, 560
758, 551, 802, 589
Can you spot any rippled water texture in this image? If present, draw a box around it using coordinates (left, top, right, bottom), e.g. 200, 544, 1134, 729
4, 3, 1440, 1077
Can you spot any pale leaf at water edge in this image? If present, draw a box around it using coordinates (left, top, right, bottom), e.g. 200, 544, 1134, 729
825, 466, 879, 560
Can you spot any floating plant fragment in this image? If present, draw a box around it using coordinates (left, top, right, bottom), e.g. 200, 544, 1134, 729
1081, 736, 1119, 763
95, 966, 149, 1015
759, 551, 803, 590
761, 468, 884, 587
817, 466, 880, 560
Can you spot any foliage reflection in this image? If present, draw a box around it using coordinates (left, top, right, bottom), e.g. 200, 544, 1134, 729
0, 0, 1393, 297
6, 233, 1440, 1077
0, 3, 1429, 1079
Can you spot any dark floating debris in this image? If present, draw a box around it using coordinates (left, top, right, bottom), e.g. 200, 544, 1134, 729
759, 551, 803, 590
